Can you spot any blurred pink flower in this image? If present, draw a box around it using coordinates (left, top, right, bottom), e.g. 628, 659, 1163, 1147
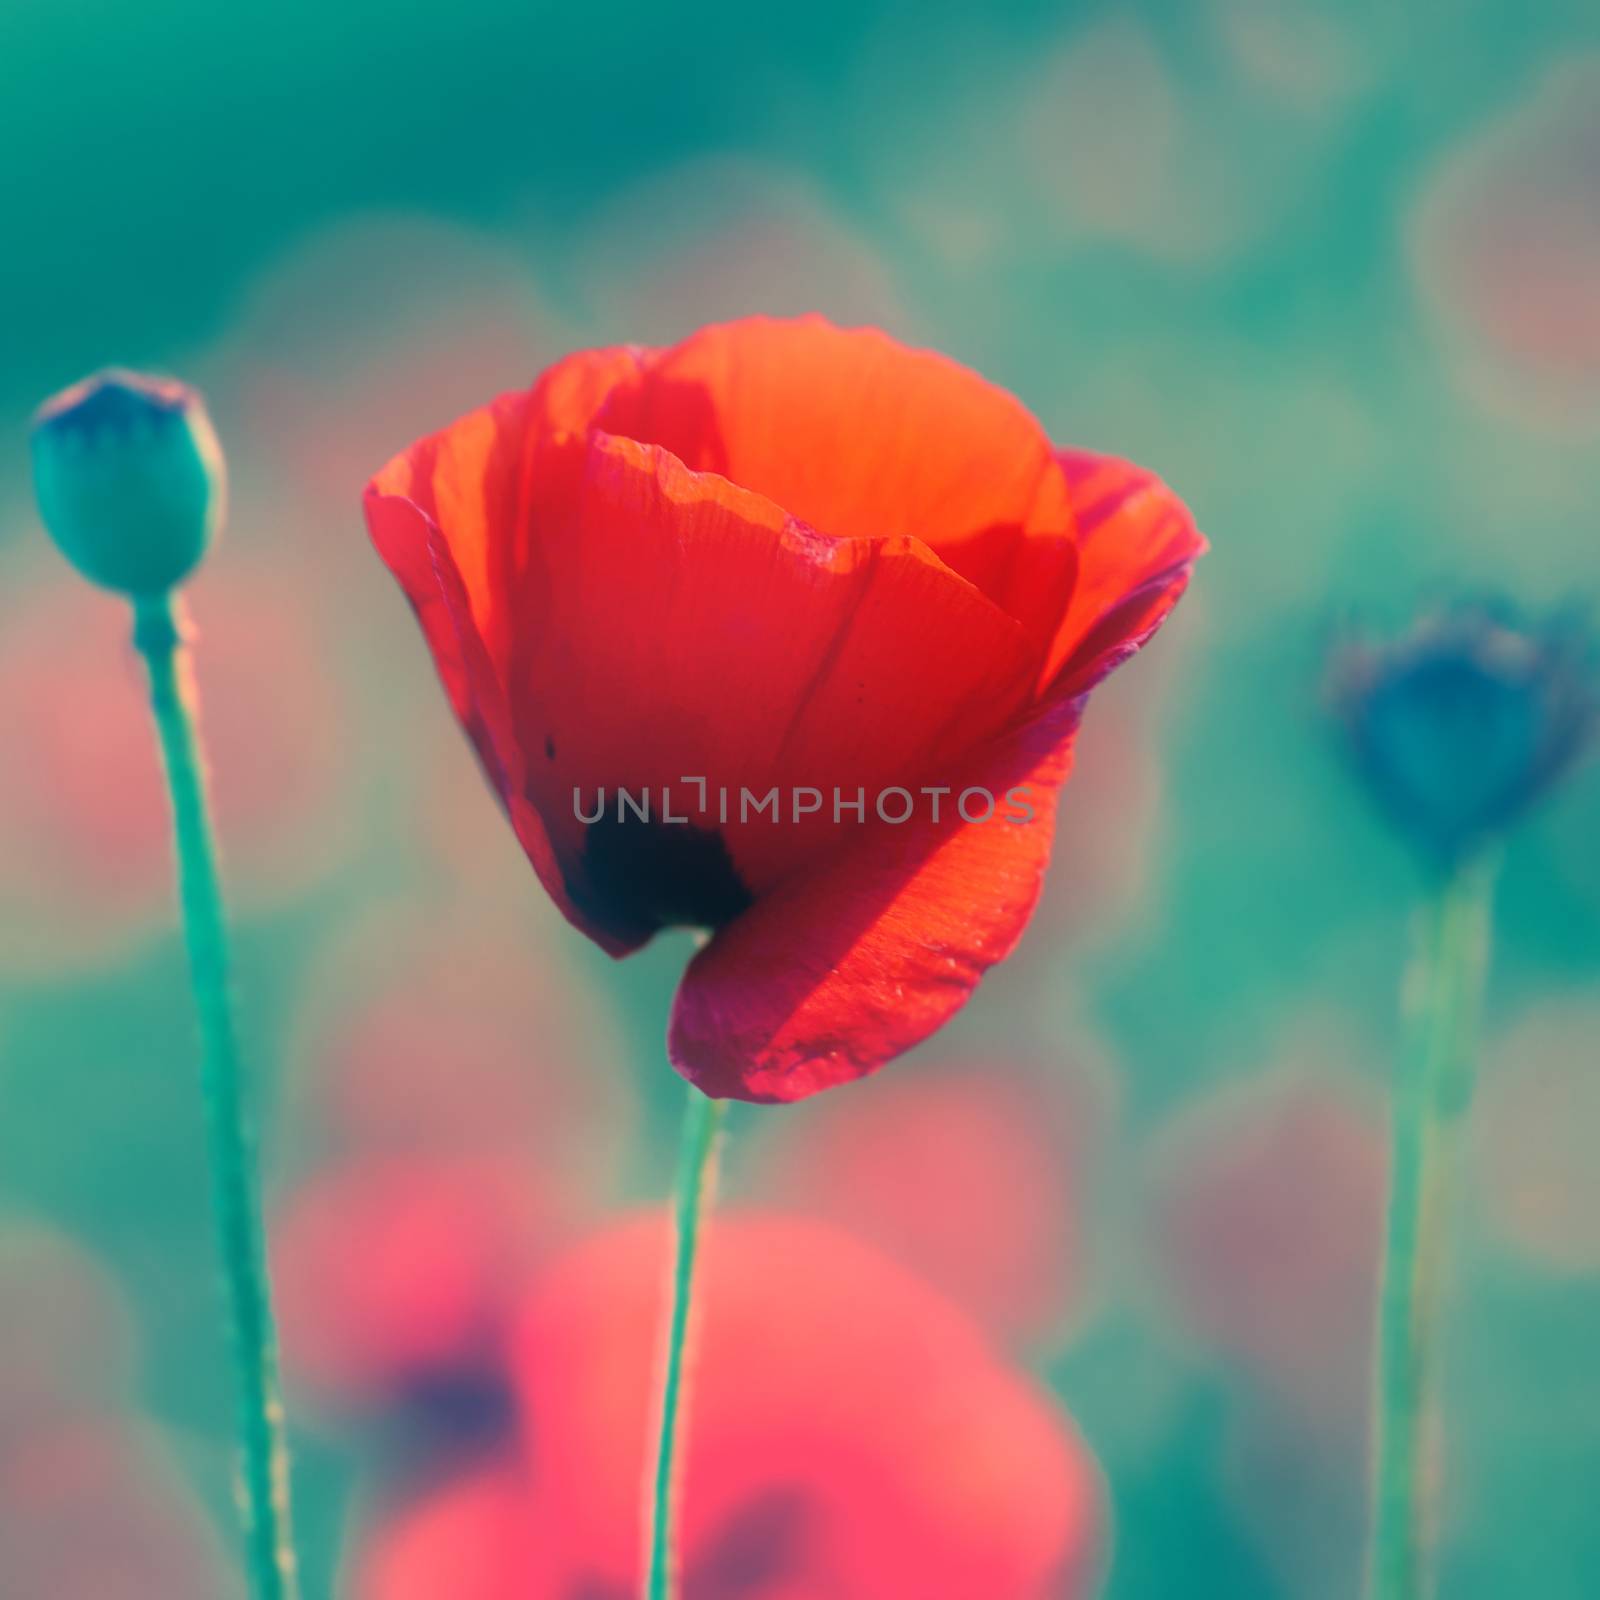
218, 213, 559, 530
1210, 0, 1384, 115
569, 158, 907, 345
281, 903, 635, 1193
1016, 19, 1264, 265
0, 1420, 233, 1600
353, 1215, 1104, 1599
1412, 58, 1600, 428
271, 1157, 547, 1423
0, 560, 350, 975
1149, 1065, 1386, 1427
271, 907, 635, 1448
271, 903, 638, 1454
0, 1221, 230, 1598
1478, 999, 1600, 1273
0, 1219, 134, 1435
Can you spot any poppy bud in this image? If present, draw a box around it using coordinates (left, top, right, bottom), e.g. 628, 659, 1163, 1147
30, 369, 225, 597
1328, 604, 1597, 867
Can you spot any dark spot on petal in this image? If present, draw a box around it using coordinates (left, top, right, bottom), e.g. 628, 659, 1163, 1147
570, 812, 753, 942
567, 1582, 629, 1600
693, 1486, 817, 1594
377, 1360, 521, 1485
564, 1487, 815, 1599
545, 735, 557, 760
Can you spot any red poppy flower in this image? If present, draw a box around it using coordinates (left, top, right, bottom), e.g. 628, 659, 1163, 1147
353, 1214, 1103, 1598
365, 315, 1202, 1100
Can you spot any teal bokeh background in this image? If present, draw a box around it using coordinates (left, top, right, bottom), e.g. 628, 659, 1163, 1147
2, 2, 1599, 1595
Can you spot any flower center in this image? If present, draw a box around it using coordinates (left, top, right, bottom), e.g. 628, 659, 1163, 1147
571, 812, 754, 940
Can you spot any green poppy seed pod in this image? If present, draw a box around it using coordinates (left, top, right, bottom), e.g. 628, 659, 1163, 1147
31, 368, 225, 597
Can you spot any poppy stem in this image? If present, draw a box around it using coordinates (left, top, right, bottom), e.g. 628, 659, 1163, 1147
1367, 853, 1495, 1600
645, 1085, 728, 1600
132, 591, 300, 1600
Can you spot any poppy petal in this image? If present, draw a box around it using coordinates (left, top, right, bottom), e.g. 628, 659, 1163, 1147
597, 316, 1080, 651
364, 348, 655, 955
1048, 448, 1206, 693
354, 1465, 534, 1600
504, 432, 1038, 945
365, 346, 644, 677
366, 390, 533, 678
368, 485, 638, 955
668, 689, 1084, 1102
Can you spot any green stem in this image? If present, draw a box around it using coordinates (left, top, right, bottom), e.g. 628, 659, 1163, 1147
645, 1086, 728, 1600
133, 593, 300, 1600
1368, 854, 1495, 1600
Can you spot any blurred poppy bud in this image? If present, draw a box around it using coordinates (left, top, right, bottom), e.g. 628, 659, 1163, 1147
31, 369, 225, 597
1328, 604, 1596, 868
